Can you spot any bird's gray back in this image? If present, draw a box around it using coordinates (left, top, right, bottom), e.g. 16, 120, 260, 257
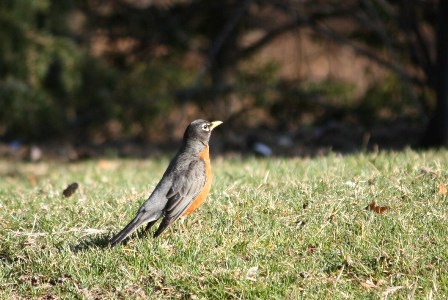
138, 150, 197, 216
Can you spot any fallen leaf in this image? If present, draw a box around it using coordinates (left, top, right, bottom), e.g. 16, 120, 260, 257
419, 167, 437, 177
382, 286, 403, 297
30, 146, 42, 162
295, 220, 306, 228
345, 255, 353, 266
246, 266, 258, 281
63, 182, 79, 197
438, 183, 447, 195
307, 245, 317, 253
19, 275, 42, 286
366, 201, 389, 214
376, 279, 386, 287
360, 279, 376, 289
49, 273, 71, 285
27, 175, 37, 187
97, 160, 118, 170
345, 180, 356, 188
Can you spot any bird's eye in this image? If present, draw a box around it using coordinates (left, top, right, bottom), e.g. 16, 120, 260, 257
201, 123, 210, 131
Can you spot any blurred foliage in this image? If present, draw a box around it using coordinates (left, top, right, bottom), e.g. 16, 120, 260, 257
0, 0, 188, 141
0, 0, 77, 139
357, 74, 420, 124
0, 78, 61, 137
0, 0, 441, 143
269, 80, 357, 129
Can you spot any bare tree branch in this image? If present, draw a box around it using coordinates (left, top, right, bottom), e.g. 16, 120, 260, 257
356, 0, 422, 111
202, 0, 252, 74
236, 4, 362, 62
308, 20, 424, 87
399, 0, 434, 86
181, 0, 252, 100
178, 0, 427, 103
236, 20, 308, 61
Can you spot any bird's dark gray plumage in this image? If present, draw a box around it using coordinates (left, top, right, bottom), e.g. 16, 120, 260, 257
109, 119, 222, 247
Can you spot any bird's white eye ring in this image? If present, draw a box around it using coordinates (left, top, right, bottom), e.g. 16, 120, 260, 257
201, 123, 210, 131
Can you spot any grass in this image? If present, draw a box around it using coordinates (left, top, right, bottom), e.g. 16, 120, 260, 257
1, 149, 448, 299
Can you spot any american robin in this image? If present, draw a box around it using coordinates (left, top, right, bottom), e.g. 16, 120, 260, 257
109, 119, 223, 247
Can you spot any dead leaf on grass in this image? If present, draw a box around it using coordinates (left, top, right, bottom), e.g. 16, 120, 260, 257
382, 286, 403, 297
360, 279, 377, 289
246, 266, 258, 281
27, 175, 37, 186
97, 159, 118, 170
438, 183, 447, 195
63, 182, 79, 197
49, 273, 72, 285
307, 245, 317, 254
345, 255, 353, 266
419, 167, 438, 178
366, 201, 389, 214
295, 219, 306, 228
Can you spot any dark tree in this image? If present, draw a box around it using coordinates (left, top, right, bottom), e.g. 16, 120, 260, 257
0, 0, 446, 147
420, 0, 448, 146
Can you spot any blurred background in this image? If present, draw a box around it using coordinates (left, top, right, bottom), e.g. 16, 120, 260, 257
0, 0, 447, 159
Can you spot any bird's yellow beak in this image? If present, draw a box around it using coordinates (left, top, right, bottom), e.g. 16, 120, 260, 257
210, 121, 223, 130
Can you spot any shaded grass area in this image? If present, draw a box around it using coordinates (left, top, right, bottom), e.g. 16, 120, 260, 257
1, 150, 448, 299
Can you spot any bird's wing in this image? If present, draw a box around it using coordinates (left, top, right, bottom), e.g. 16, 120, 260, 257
153, 158, 206, 237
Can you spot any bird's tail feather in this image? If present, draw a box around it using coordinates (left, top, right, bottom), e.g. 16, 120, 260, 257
109, 216, 146, 247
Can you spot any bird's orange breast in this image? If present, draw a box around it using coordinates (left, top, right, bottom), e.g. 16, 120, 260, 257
182, 146, 212, 216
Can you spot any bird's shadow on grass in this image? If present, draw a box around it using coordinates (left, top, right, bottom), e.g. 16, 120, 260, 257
71, 229, 152, 252
71, 233, 112, 252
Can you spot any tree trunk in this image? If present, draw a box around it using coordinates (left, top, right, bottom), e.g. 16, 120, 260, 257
420, 0, 448, 147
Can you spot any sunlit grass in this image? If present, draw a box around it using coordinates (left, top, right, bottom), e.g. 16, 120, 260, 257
1, 150, 448, 298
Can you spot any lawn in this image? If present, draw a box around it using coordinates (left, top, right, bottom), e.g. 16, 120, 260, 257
1, 149, 447, 299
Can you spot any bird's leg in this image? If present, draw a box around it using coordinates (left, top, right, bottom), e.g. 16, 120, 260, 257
178, 216, 187, 232
143, 220, 157, 235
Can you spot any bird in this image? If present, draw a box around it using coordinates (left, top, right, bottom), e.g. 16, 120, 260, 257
109, 119, 223, 247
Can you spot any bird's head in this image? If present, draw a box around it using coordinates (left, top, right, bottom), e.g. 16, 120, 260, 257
183, 119, 223, 146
